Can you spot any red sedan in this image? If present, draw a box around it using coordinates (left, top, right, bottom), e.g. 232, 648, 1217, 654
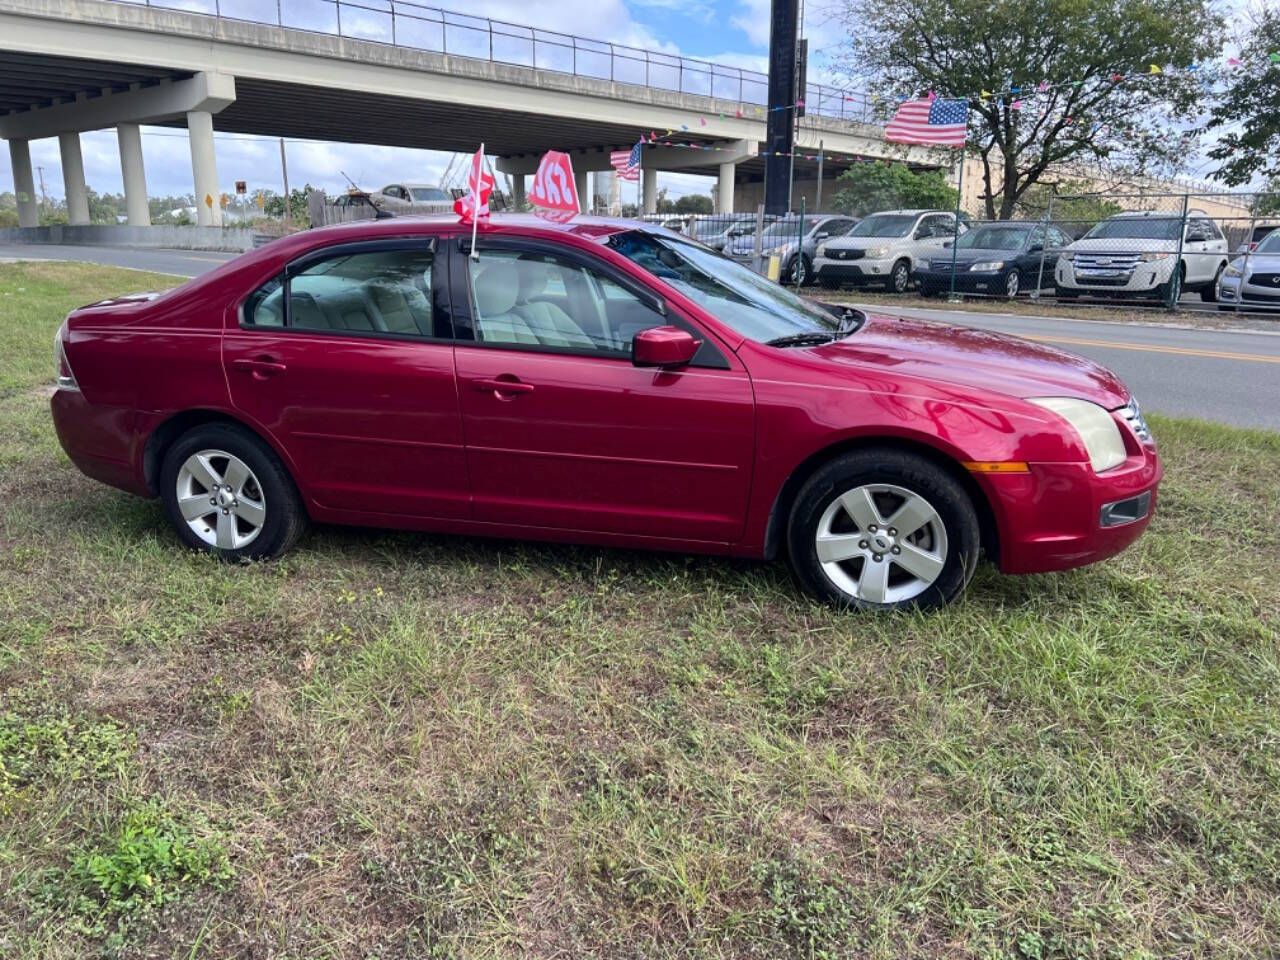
51, 216, 1161, 610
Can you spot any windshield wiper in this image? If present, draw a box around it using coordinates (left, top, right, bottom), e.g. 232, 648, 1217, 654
765, 332, 838, 348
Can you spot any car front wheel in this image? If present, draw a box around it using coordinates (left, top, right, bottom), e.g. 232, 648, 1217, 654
160, 423, 308, 560
786, 450, 980, 611
888, 260, 911, 293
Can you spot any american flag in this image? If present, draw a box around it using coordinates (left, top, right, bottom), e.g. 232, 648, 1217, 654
610, 141, 642, 181
884, 97, 968, 147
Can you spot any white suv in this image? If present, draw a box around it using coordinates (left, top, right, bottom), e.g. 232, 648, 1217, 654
1056, 210, 1229, 303
813, 209, 965, 293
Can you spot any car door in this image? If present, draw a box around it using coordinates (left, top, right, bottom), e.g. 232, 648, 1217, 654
910, 214, 956, 262
451, 238, 756, 543
1183, 217, 1217, 284
223, 237, 470, 519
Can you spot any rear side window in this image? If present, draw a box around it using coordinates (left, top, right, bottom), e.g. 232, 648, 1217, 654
245, 246, 436, 337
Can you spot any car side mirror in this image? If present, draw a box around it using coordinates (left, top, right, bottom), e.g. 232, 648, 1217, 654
914, 229, 929, 240
942, 240, 953, 248
814, 231, 829, 240
633, 325, 700, 368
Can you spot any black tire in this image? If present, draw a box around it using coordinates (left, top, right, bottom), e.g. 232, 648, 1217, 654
786, 449, 981, 612
819, 275, 842, 290
1200, 263, 1224, 303
160, 422, 308, 560
888, 259, 911, 294
1156, 265, 1183, 306
1003, 269, 1021, 298
790, 254, 813, 286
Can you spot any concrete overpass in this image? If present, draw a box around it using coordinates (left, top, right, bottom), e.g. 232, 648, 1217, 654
0, 0, 951, 227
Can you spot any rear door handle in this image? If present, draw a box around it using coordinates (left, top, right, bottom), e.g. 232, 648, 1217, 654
472, 377, 534, 396
231, 357, 287, 378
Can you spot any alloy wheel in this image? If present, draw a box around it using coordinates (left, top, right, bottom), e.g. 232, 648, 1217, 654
891, 263, 909, 293
175, 448, 267, 550
814, 483, 948, 604
1005, 271, 1020, 297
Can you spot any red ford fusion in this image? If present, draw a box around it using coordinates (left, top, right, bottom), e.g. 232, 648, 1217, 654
51, 215, 1161, 610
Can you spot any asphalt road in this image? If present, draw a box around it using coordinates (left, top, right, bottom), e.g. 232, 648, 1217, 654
3, 243, 1277, 430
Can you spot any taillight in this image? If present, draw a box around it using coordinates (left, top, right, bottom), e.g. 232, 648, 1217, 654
55, 323, 79, 391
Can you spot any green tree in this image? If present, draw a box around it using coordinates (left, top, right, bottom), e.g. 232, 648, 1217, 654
838, 0, 1222, 219
674, 194, 713, 214
1251, 179, 1280, 217
1205, 6, 1280, 186
831, 161, 957, 216
1014, 179, 1124, 235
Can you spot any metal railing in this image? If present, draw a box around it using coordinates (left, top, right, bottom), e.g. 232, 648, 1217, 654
114, 0, 874, 123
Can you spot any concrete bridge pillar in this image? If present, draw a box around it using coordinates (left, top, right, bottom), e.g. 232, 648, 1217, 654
575, 169, 589, 213
117, 123, 150, 226
58, 132, 90, 225
642, 168, 657, 216
510, 175, 525, 210
716, 162, 736, 214
7, 138, 38, 227
187, 110, 221, 226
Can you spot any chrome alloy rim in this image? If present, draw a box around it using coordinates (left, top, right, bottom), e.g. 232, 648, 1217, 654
1005, 271, 1020, 296
815, 483, 948, 604
175, 449, 266, 550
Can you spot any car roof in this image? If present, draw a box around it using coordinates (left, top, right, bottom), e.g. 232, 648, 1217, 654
1110, 209, 1212, 218
298, 212, 672, 245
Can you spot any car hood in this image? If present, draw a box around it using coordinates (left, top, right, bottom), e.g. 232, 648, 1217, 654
923, 248, 1022, 265
1067, 237, 1177, 253
809, 313, 1129, 407
1236, 253, 1280, 271
823, 236, 905, 251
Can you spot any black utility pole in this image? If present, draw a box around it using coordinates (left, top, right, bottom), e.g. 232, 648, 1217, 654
763, 0, 800, 214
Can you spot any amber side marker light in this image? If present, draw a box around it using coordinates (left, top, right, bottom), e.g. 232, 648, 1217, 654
962, 461, 1031, 474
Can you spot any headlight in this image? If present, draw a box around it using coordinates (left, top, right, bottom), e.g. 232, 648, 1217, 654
868, 246, 890, 258
969, 260, 1004, 272
1223, 262, 1243, 278
1139, 252, 1170, 262
1028, 397, 1127, 472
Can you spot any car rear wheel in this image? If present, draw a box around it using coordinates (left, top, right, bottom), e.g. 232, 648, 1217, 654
160, 423, 307, 560
888, 259, 911, 294
790, 255, 813, 286
1201, 263, 1224, 303
786, 450, 980, 611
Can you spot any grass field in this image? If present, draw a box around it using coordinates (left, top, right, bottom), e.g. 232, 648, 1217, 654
1, 261, 1278, 959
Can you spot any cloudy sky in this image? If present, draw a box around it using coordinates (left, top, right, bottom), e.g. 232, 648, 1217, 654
1, 0, 844, 206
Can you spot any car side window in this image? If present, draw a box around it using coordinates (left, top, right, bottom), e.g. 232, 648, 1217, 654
824, 219, 855, 237
921, 215, 953, 238
1048, 227, 1071, 248
242, 247, 436, 336
1028, 225, 1047, 248
467, 249, 666, 356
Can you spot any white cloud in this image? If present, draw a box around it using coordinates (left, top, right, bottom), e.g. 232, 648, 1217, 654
730, 0, 771, 48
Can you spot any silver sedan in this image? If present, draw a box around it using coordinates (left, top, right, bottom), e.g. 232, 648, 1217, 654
1218, 228, 1280, 311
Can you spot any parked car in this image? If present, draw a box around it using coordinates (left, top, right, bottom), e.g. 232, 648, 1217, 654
332, 190, 393, 219
376, 183, 454, 214
687, 214, 756, 251
51, 215, 1160, 611
1233, 222, 1280, 255
915, 221, 1073, 298
1216, 227, 1280, 311
812, 209, 967, 293
724, 214, 860, 285
1055, 209, 1229, 303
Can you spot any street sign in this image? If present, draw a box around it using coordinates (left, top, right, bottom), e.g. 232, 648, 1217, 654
235, 180, 247, 195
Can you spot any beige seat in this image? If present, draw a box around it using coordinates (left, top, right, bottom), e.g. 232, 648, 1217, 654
472, 260, 539, 345
512, 259, 595, 349
367, 282, 431, 335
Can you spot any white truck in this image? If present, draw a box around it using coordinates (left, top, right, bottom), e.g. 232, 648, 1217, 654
1055, 209, 1229, 303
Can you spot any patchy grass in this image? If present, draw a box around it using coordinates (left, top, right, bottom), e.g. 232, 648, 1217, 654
1, 261, 1278, 958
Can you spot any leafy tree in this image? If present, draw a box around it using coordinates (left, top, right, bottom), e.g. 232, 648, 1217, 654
674, 194, 713, 214
831, 161, 957, 216
837, 0, 1222, 219
1205, 5, 1280, 186
262, 185, 312, 224
1251, 179, 1280, 217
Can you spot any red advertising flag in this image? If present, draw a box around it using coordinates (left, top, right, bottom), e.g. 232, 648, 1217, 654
453, 145, 494, 223
528, 151, 580, 216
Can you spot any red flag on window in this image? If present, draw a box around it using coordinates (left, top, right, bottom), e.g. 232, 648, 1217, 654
453, 146, 494, 223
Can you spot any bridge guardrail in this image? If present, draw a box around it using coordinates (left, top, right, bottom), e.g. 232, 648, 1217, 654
114, 0, 874, 123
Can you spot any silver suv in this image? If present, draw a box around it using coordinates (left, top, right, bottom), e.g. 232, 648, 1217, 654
1056, 209, 1229, 303
812, 209, 965, 293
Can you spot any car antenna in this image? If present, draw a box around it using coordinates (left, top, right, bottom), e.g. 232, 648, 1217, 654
339, 170, 385, 215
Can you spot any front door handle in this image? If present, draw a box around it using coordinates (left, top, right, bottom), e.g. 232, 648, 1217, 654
231, 357, 287, 379
472, 377, 534, 397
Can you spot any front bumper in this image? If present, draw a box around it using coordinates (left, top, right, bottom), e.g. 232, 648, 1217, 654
982, 445, 1162, 575
1217, 274, 1280, 310
1055, 259, 1169, 296
813, 255, 894, 283
915, 268, 1005, 293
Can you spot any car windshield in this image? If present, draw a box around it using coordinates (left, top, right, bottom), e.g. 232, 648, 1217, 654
607, 231, 845, 341
411, 187, 448, 202
847, 214, 916, 238
957, 226, 1032, 250
1255, 231, 1280, 254
691, 220, 730, 238
1084, 217, 1182, 241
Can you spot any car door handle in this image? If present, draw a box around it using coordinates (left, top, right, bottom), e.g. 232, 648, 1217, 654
231, 357, 287, 378
472, 377, 534, 396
